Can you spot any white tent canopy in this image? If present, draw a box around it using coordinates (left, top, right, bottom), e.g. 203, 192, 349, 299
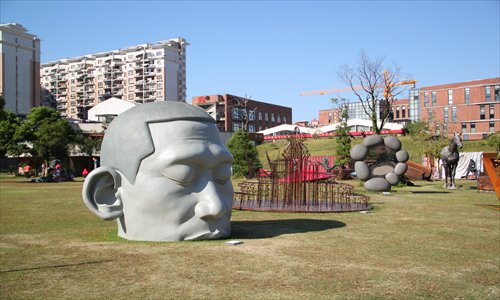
87, 97, 137, 122
258, 119, 404, 137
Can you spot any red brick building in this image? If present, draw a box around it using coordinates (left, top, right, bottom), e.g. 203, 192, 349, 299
418, 77, 499, 140
318, 108, 341, 126
192, 94, 292, 132
392, 98, 410, 124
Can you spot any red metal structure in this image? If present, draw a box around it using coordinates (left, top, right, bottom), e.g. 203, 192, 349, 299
233, 133, 370, 212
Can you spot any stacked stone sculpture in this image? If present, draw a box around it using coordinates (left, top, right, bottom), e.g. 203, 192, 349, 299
350, 135, 409, 192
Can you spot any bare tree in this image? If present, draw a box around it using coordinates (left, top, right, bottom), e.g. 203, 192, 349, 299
338, 51, 408, 134
230, 95, 258, 132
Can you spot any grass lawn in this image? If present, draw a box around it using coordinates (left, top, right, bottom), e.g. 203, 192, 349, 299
0, 175, 499, 299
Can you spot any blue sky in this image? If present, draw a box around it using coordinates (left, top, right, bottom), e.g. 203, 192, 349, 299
2, 0, 499, 122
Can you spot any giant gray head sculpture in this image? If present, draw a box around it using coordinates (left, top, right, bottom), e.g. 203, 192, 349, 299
82, 101, 234, 242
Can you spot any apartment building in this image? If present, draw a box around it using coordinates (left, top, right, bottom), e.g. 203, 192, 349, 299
0, 23, 41, 115
40, 38, 188, 120
413, 78, 500, 140
192, 94, 292, 132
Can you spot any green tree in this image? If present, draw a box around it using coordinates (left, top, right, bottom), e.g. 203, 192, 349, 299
226, 129, 260, 178
331, 98, 351, 168
73, 134, 102, 169
404, 120, 449, 161
0, 106, 26, 158
483, 132, 500, 153
15, 106, 76, 162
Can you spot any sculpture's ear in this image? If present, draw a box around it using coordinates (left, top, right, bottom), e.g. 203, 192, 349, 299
82, 166, 124, 221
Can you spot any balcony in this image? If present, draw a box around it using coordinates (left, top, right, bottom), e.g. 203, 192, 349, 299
113, 84, 123, 89
135, 80, 144, 85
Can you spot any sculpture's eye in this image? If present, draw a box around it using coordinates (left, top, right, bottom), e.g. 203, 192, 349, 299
163, 164, 195, 185
213, 164, 232, 185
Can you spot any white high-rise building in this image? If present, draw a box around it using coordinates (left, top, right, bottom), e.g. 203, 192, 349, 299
0, 23, 41, 115
40, 38, 188, 120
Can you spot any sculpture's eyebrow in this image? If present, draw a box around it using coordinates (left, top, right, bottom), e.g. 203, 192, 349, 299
165, 142, 233, 167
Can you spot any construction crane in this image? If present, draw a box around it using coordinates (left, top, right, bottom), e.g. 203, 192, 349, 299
300, 71, 417, 98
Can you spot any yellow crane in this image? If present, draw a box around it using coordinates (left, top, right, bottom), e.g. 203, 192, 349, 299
300, 71, 417, 98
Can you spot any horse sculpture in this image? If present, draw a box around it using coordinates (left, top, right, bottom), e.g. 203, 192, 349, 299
440, 133, 463, 189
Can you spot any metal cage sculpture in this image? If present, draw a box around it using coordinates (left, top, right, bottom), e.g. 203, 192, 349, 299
233, 132, 370, 212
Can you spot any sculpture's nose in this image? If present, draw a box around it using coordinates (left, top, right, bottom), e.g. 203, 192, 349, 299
194, 181, 227, 220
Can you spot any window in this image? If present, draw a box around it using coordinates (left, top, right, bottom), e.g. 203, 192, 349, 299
448, 90, 453, 105
428, 108, 433, 122
480, 105, 485, 120
258, 112, 262, 121
258, 126, 263, 131
128, 93, 134, 100
249, 111, 255, 121
485, 86, 491, 101
277, 115, 281, 123
495, 85, 500, 101
489, 104, 495, 119
232, 108, 240, 120
248, 124, 255, 133
436, 124, 440, 136
98, 82, 103, 88
265, 113, 269, 122
128, 70, 133, 76
470, 122, 476, 133
233, 123, 241, 131
432, 91, 436, 106
443, 107, 448, 123
271, 113, 275, 122
464, 88, 470, 104
490, 122, 495, 133
451, 106, 456, 122
157, 91, 162, 97
395, 106, 400, 119
443, 123, 448, 134
283, 116, 287, 123
424, 92, 429, 107
157, 83, 163, 90
462, 122, 467, 134
402, 106, 406, 118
